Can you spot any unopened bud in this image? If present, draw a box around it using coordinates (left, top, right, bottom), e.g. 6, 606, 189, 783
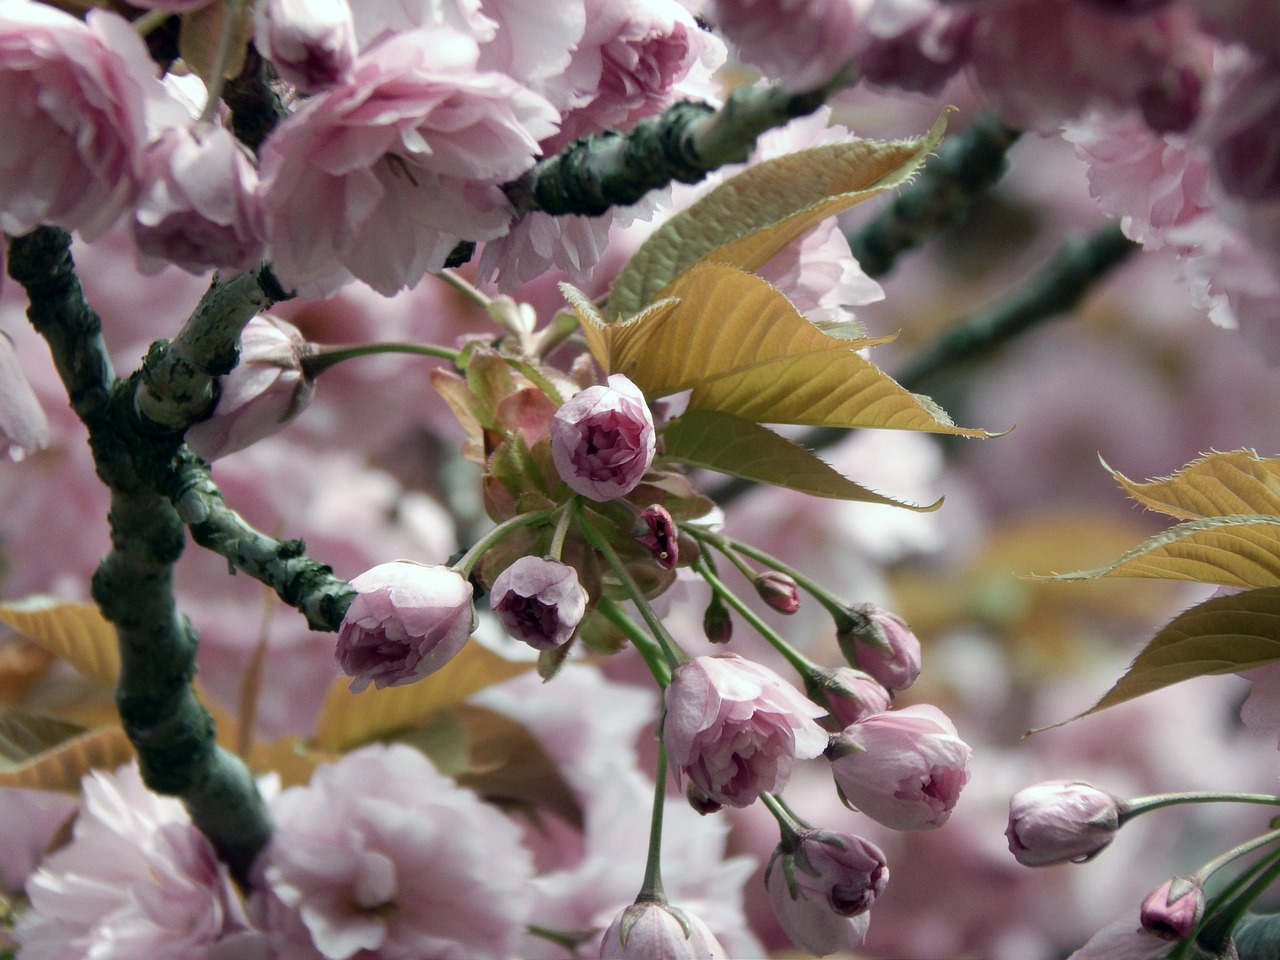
1005, 780, 1124, 867
755, 571, 800, 614
686, 781, 722, 816
703, 595, 733, 644
1141, 876, 1204, 941
837, 605, 921, 690
634, 505, 678, 570
811, 667, 892, 729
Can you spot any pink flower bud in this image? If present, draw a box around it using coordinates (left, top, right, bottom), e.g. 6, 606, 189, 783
0, 332, 48, 461
550, 374, 655, 501
185, 315, 314, 461
815, 667, 892, 729
664, 654, 829, 808
766, 829, 886, 956
600, 899, 727, 959
335, 561, 474, 692
489, 555, 587, 651
1140, 877, 1204, 941
254, 0, 357, 92
633, 504, 678, 569
1005, 780, 1123, 867
837, 606, 922, 691
755, 571, 800, 614
828, 705, 971, 830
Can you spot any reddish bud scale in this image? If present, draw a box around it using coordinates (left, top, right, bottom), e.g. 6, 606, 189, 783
755, 571, 800, 614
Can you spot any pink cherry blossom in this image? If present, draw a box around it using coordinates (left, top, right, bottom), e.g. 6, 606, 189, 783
0, 331, 49, 461
1006, 779, 1124, 867
254, 0, 357, 92
132, 123, 266, 276
819, 667, 892, 728
550, 373, 656, 501
0, 4, 178, 240
258, 25, 559, 297
664, 654, 829, 808
828, 704, 971, 830
185, 315, 314, 461
15, 763, 255, 959
251, 743, 535, 960
600, 899, 728, 959
489, 555, 587, 650
1140, 876, 1204, 941
334, 560, 474, 692
838, 606, 922, 691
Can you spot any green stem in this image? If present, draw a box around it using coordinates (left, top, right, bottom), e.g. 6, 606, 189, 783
432, 268, 492, 309
576, 511, 686, 671
695, 558, 818, 678
199, 0, 247, 124
452, 507, 558, 579
597, 598, 671, 688
302, 341, 460, 378
547, 501, 575, 562
1198, 848, 1280, 954
1120, 792, 1280, 825
131, 9, 172, 34
761, 791, 810, 849
638, 742, 671, 902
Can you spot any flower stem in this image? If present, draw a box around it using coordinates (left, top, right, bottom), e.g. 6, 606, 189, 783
762, 791, 811, 849
597, 598, 671, 688
199, 0, 249, 124
432, 268, 492, 309
301, 341, 460, 378
576, 511, 686, 671
695, 557, 819, 678
452, 507, 558, 579
638, 741, 671, 902
1120, 792, 1280, 825
547, 501, 575, 562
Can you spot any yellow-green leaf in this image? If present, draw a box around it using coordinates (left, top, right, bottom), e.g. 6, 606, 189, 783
0, 709, 85, 765
1106, 450, 1280, 521
0, 726, 134, 792
1034, 586, 1280, 730
601, 263, 991, 435
310, 641, 532, 752
663, 410, 941, 509
0, 597, 118, 689
1048, 515, 1280, 589
608, 111, 950, 319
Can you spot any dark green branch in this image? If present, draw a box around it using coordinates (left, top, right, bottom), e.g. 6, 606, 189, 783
847, 112, 1022, 278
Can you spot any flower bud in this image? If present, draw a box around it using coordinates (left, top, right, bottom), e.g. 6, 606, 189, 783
600, 899, 727, 959
254, 0, 357, 92
755, 571, 800, 614
489, 555, 587, 651
335, 562, 475, 692
550, 374, 655, 501
686, 781, 723, 816
813, 667, 892, 729
633, 504, 678, 569
1140, 876, 1204, 941
1005, 780, 1123, 867
0, 331, 48, 461
664, 655, 829, 808
766, 829, 886, 956
185, 315, 314, 461
837, 606, 921, 691
702, 595, 733, 645
828, 705, 971, 830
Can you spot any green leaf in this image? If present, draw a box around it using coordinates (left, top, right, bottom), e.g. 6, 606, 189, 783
1034, 586, 1280, 729
663, 410, 941, 509
0, 597, 118, 689
1105, 450, 1280, 521
607, 110, 950, 319
310, 642, 532, 752
600, 262, 993, 436
1047, 515, 1280, 589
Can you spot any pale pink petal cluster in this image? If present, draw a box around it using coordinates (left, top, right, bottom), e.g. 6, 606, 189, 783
334, 560, 474, 691
819, 667, 892, 728
550, 373, 656, 501
664, 654, 829, 808
489, 555, 588, 650
133, 123, 266, 276
185, 315, 314, 461
15, 763, 254, 959
258, 26, 559, 297
600, 899, 728, 959
841, 607, 922, 691
251, 743, 535, 960
828, 704, 971, 830
254, 0, 357, 92
0, 4, 172, 240
708, 0, 860, 92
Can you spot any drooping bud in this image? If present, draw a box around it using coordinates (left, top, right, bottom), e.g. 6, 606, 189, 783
755, 571, 800, 614
600, 899, 727, 959
1140, 876, 1205, 941
254, 0, 357, 92
633, 504, 679, 569
185, 315, 314, 461
686, 781, 723, 816
335, 562, 475, 692
489, 555, 587, 651
702, 594, 733, 645
811, 667, 892, 729
1005, 780, 1124, 867
550, 374, 655, 501
836, 605, 922, 691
